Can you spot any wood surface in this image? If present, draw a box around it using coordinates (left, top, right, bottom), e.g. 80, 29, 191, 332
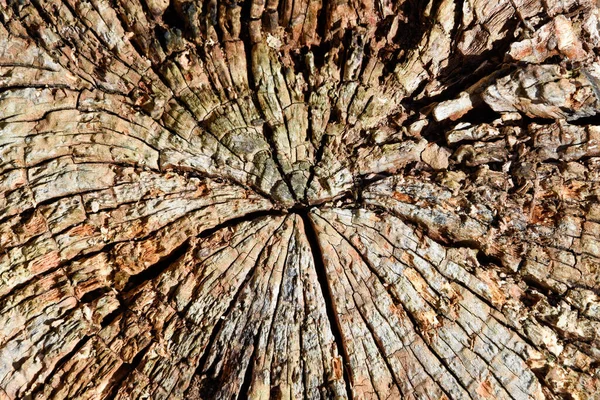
0, 0, 599, 398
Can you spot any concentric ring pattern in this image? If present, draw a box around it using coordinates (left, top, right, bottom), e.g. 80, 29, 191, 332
1, 0, 599, 399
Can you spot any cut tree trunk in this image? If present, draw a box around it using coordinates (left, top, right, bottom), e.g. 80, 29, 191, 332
0, 0, 599, 398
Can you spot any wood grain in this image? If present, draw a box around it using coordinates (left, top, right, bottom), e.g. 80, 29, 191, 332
0, 0, 599, 398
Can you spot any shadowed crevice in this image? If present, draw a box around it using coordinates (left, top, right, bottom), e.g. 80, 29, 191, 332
198, 209, 286, 238
298, 210, 354, 399
104, 343, 152, 399
120, 238, 191, 294
237, 332, 261, 399
27, 335, 91, 398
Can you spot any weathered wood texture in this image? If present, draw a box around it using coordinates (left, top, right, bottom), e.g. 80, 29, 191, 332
1, 0, 599, 398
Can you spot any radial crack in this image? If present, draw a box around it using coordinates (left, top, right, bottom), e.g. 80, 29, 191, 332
299, 210, 354, 399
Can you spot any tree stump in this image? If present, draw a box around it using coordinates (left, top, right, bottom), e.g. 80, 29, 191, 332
1, 0, 599, 398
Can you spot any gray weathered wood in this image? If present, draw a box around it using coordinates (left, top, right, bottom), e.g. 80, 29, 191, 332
0, 0, 599, 398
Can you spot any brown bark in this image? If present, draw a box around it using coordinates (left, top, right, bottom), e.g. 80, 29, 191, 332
0, 0, 599, 398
